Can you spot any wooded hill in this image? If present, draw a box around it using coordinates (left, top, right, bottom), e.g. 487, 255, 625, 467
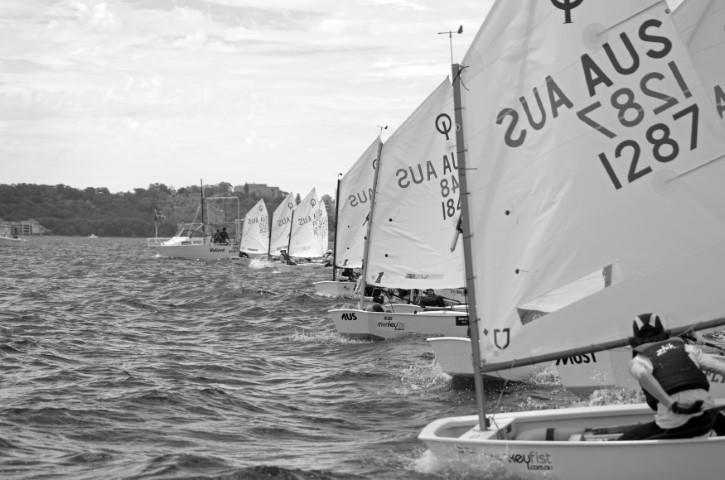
0, 183, 334, 238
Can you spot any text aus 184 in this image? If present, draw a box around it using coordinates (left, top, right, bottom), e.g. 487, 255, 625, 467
440, 175, 461, 221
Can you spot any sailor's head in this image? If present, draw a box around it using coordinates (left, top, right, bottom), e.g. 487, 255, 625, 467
631, 313, 668, 346
424, 288, 435, 295
373, 294, 384, 304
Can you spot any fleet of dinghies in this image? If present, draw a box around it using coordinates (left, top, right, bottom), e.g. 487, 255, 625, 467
149, 183, 330, 263
409, 0, 725, 477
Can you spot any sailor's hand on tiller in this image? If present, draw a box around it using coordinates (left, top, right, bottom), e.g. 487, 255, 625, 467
671, 400, 704, 414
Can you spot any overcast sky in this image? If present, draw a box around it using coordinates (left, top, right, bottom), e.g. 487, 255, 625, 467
0, 0, 493, 198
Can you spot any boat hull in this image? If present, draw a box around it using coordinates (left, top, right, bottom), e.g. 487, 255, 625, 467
419, 403, 725, 480
427, 336, 541, 382
150, 243, 238, 260
0, 236, 28, 245
329, 308, 469, 339
313, 280, 357, 298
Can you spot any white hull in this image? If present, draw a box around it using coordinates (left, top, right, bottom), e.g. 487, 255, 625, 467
0, 236, 27, 245
427, 336, 540, 382
313, 280, 357, 298
150, 243, 238, 260
329, 308, 469, 339
419, 403, 725, 480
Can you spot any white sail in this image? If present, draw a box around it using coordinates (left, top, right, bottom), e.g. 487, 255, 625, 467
315, 196, 329, 255
365, 79, 464, 290
269, 193, 295, 256
240, 199, 269, 256
672, 0, 725, 122
335, 137, 381, 269
458, 0, 725, 367
289, 188, 325, 258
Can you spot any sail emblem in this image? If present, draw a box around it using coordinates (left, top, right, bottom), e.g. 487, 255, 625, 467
550, 0, 582, 24
493, 328, 511, 349
435, 113, 453, 140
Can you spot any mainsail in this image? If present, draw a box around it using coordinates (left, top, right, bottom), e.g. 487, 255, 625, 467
240, 199, 269, 256
269, 193, 295, 256
364, 79, 464, 290
672, 0, 725, 122
457, 0, 725, 369
335, 137, 382, 269
289, 188, 326, 258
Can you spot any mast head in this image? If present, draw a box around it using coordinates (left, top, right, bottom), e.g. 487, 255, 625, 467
631, 313, 668, 346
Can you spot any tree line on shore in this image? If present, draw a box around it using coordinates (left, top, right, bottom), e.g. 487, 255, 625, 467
0, 183, 334, 238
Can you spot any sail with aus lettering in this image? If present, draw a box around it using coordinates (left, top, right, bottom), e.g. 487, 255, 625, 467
288, 188, 326, 259
365, 78, 464, 290
419, 1, 725, 478
239, 198, 269, 257
335, 137, 381, 269
269, 193, 295, 256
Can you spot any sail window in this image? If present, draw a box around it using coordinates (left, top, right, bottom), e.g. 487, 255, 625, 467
517, 265, 619, 325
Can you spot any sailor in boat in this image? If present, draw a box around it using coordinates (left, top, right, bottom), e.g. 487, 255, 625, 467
322, 250, 333, 267
369, 294, 385, 313
279, 249, 297, 266
418, 289, 446, 308
619, 313, 725, 440
219, 227, 230, 245
212, 228, 222, 244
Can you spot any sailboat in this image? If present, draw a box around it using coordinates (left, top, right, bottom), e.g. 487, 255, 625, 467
329, 79, 481, 342
148, 181, 241, 260
286, 188, 328, 262
269, 193, 296, 258
419, 1, 725, 477
556, 0, 725, 396
314, 137, 381, 298
239, 198, 269, 258
0, 224, 27, 245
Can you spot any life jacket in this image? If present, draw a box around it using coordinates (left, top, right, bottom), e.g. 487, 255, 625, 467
634, 337, 709, 410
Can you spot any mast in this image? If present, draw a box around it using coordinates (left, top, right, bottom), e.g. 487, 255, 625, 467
200, 179, 206, 241
286, 209, 295, 256
267, 203, 273, 257
451, 63, 487, 430
332, 174, 342, 281
357, 139, 384, 309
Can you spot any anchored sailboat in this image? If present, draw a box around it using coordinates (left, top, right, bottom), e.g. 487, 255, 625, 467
147, 180, 240, 260
419, 1, 725, 477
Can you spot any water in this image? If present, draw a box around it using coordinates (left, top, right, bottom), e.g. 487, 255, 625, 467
1, 236, 609, 479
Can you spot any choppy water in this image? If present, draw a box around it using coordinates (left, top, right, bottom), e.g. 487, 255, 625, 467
0, 236, 627, 480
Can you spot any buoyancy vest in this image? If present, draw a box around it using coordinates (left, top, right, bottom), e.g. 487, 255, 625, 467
634, 337, 709, 410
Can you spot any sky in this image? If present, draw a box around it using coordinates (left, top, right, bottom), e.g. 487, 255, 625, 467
0, 0, 492, 198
